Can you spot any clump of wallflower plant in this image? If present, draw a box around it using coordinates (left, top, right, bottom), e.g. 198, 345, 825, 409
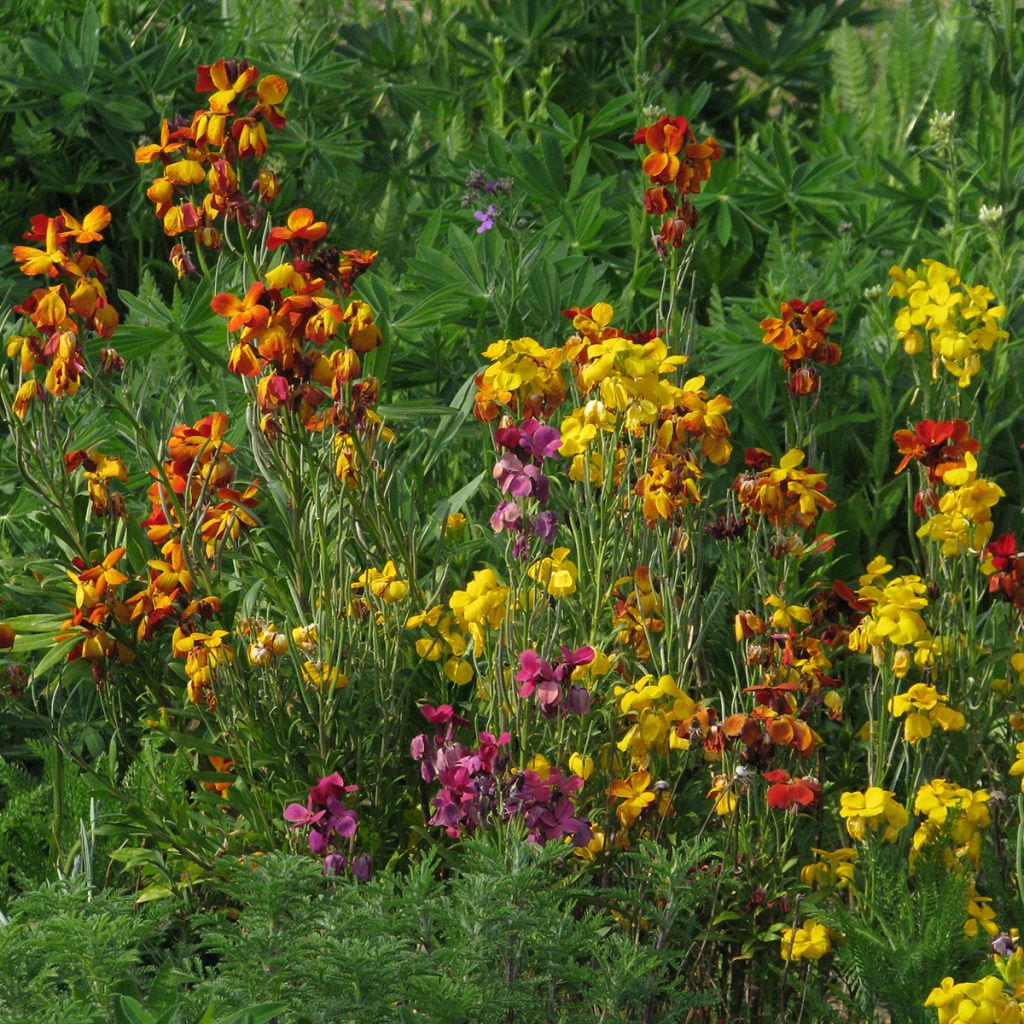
916, 451, 1004, 556
283, 772, 371, 881
760, 298, 840, 396
490, 417, 561, 559
59, 547, 135, 684
449, 567, 510, 657
474, 336, 566, 423
142, 412, 258, 564
8, 205, 119, 417
136, 58, 289, 265
516, 645, 594, 717
209, 209, 384, 457
846, 556, 932, 672
631, 115, 721, 249
410, 705, 592, 847
912, 778, 991, 869
888, 258, 1007, 387
732, 448, 835, 530
614, 673, 698, 765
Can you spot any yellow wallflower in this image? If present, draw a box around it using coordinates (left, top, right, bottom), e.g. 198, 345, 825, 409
527, 547, 578, 597
800, 848, 857, 890
839, 787, 908, 842
449, 568, 509, 656
888, 683, 965, 743
780, 918, 833, 962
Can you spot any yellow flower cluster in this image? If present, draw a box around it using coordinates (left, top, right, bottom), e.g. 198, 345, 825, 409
926, 972, 1023, 1024
800, 848, 857, 891
839, 787, 908, 841
888, 683, 965, 743
350, 560, 410, 615
448, 568, 509, 657
406, 604, 473, 684
527, 547, 579, 597
846, 557, 932, 667
917, 453, 1004, 556
889, 259, 1007, 387
608, 768, 670, 828
474, 336, 566, 422
172, 627, 232, 708
569, 304, 687, 432
613, 673, 697, 765
913, 779, 990, 869
245, 622, 288, 666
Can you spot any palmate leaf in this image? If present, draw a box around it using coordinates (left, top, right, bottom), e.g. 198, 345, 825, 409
116, 272, 224, 366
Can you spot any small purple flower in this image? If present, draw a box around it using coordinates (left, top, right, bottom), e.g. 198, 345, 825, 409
350, 854, 373, 883
532, 511, 558, 544
511, 533, 531, 561
520, 419, 561, 460
490, 500, 523, 534
473, 205, 496, 233
567, 685, 592, 715
283, 800, 324, 829
324, 852, 347, 876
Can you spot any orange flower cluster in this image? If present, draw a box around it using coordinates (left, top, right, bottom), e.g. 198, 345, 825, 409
631, 115, 721, 249
60, 548, 135, 681
64, 448, 128, 517
141, 413, 257, 567
635, 375, 733, 526
8, 206, 119, 416
135, 58, 288, 265
210, 223, 381, 436
733, 448, 835, 530
726, 600, 849, 768
760, 299, 839, 396
892, 419, 979, 483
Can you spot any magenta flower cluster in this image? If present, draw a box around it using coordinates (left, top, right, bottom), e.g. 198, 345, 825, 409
410, 704, 591, 847
283, 772, 371, 881
491, 418, 561, 559
516, 645, 594, 717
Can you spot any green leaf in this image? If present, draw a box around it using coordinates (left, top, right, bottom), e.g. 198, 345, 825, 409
116, 996, 157, 1024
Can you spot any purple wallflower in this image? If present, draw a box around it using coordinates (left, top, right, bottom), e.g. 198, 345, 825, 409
532, 511, 558, 544
282, 771, 367, 877
492, 453, 548, 501
490, 500, 523, 534
511, 534, 531, 561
